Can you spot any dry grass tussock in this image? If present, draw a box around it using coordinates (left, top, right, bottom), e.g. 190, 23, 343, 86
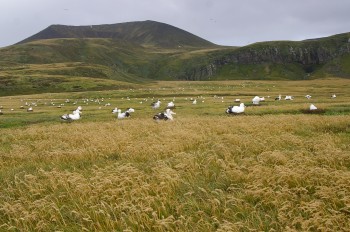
0, 114, 350, 231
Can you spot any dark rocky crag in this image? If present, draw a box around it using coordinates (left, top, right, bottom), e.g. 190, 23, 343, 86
182, 33, 350, 80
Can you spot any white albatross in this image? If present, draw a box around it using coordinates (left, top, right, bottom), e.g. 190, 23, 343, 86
252, 96, 261, 105
151, 100, 161, 109
60, 110, 81, 122
112, 107, 118, 114
310, 104, 317, 110
167, 101, 175, 108
153, 109, 176, 121
164, 108, 176, 120
226, 103, 245, 114
116, 109, 131, 119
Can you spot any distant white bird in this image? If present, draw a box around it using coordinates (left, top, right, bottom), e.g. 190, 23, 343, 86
331, 94, 336, 98
151, 100, 161, 109
310, 104, 317, 110
275, 95, 281, 101
226, 103, 245, 114
153, 112, 168, 121
27, 107, 33, 112
259, 97, 265, 102
116, 109, 130, 119
234, 99, 240, 103
164, 108, 176, 120
73, 106, 82, 114
60, 110, 81, 122
252, 96, 261, 105
305, 95, 312, 99
112, 107, 118, 114
285, 96, 293, 100
167, 101, 175, 108
126, 108, 135, 113
192, 99, 197, 104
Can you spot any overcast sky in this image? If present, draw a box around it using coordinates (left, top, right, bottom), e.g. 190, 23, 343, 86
1, 0, 349, 48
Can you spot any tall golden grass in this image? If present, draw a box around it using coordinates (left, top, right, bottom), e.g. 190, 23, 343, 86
0, 79, 349, 231
0, 114, 349, 231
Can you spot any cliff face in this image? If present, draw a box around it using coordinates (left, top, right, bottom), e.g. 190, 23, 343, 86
180, 34, 350, 80
228, 43, 350, 65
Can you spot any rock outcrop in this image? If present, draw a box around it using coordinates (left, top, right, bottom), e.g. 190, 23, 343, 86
179, 34, 350, 80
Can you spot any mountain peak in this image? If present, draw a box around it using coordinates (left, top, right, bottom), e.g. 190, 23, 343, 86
17, 20, 217, 48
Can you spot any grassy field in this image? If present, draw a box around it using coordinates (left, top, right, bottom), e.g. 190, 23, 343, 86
0, 78, 349, 231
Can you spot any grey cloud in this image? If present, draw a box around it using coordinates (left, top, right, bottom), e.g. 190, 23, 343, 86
0, 0, 349, 47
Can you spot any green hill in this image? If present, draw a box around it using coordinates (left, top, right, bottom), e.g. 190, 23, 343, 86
0, 20, 350, 96
17, 20, 217, 48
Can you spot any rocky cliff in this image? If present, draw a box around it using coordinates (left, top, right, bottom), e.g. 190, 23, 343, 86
180, 33, 350, 80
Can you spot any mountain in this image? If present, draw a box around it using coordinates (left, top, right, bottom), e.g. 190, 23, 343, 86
1, 20, 350, 95
17, 20, 217, 48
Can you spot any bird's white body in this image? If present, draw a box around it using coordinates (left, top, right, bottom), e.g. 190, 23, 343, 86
151, 100, 161, 109
164, 108, 176, 120
310, 104, 317, 110
167, 101, 175, 108
252, 96, 261, 105
226, 103, 245, 114
61, 110, 81, 121
61, 106, 82, 122
117, 109, 130, 119
126, 108, 135, 113
112, 107, 118, 114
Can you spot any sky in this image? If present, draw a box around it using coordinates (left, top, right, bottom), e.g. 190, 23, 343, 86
1, 0, 350, 48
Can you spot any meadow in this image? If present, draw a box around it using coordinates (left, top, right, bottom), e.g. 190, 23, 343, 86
0, 78, 349, 231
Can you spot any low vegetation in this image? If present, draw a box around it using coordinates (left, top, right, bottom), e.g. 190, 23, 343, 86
0, 79, 349, 231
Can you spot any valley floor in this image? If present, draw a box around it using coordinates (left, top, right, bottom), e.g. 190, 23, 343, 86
0, 79, 349, 231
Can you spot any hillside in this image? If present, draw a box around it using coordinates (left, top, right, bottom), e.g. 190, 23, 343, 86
17, 20, 217, 48
1, 20, 350, 95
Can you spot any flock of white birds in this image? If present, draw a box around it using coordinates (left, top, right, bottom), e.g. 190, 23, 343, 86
0, 92, 338, 121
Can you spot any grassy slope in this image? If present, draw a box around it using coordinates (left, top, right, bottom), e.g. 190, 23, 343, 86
0, 79, 349, 231
0, 38, 231, 95
0, 32, 349, 97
